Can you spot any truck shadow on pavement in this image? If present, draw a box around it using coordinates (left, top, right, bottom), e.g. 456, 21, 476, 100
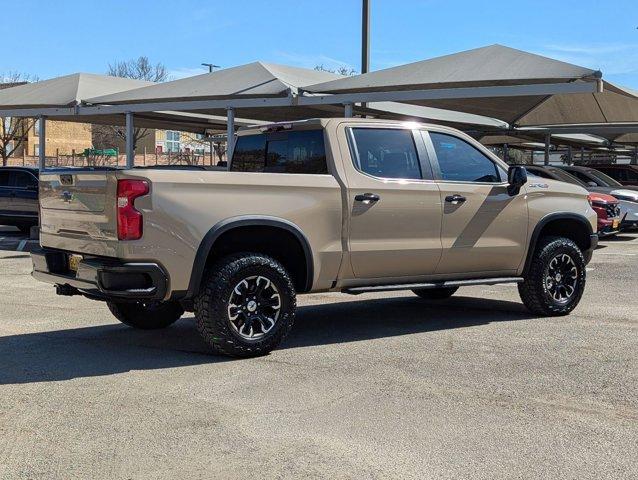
0, 296, 533, 385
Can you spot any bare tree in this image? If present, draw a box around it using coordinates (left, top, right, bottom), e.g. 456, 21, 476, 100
314, 65, 358, 76
94, 57, 171, 152
0, 72, 38, 166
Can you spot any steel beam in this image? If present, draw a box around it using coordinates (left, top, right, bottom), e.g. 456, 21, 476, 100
125, 112, 135, 168
544, 133, 551, 165
38, 115, 46, 171
344, 103, 354, 117
226, 107, 235, 169
298, 82, 598, 106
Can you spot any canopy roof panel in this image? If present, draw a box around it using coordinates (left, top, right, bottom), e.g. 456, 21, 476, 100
0, 73, 152, 109
304, 44, 600, 94
86, 62, 342, 105
303, 45, 619, 126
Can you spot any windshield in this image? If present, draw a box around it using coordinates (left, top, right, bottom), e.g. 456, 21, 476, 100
549, 168, 588, 187
586, 169, 623, 187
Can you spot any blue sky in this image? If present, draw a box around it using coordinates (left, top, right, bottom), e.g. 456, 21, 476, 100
3, 0, 638, 87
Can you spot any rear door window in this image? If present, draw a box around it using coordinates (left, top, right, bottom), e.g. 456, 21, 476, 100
350, 128, 423, 180
231, 130, 328, 174
0, 171, 9, 187
11, 171, 38, 189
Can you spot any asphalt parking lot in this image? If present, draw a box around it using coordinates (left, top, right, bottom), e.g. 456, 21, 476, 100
0, 227, 637, 479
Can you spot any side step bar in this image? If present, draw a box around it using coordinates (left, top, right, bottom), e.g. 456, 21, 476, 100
343, 277, 523, 295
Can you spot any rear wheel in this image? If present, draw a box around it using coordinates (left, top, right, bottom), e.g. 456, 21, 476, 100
107, 301, 184, 329
194, 253, 296, 358
518, 236, 586, 316
412, 287, 458, 300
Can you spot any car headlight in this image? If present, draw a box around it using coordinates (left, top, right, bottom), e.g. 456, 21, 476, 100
610, 190, 638, 203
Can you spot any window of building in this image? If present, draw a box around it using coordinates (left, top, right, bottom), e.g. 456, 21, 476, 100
34, 119, 40, 135
231, 130, 328, 174
429, 132, 501, 183
165, 131, 181, 152
350, 128, 422, 180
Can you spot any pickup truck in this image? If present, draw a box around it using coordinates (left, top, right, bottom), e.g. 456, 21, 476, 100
31, 119, 598, 357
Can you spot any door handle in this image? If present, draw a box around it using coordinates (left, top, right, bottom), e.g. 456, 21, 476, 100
354, 193, 380, 203
445, 194, 466, 204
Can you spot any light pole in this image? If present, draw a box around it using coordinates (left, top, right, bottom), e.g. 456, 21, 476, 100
201, 63, 220, 73
361, 0, 370, 74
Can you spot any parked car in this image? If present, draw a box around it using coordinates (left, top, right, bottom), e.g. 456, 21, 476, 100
0, 166, 39, 233
525, 165, 638, 230
587, 192, 621, 237
592, 164, 638, 186
31, 119, 598, 357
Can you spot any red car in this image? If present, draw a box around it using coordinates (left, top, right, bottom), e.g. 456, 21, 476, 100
588, 192, 622, 237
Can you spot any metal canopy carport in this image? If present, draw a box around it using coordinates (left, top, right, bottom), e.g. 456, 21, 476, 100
0, 72, 265, 168
83, 61, 518, 164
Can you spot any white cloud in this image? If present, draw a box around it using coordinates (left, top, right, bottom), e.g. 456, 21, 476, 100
167, 67, 209, 80
537, 43, 638, 78
271, 51, 355, 71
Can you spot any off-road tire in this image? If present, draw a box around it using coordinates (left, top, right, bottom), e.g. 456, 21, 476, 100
412, 287, 459, 300
518, 236, 586, 316
107, 301, 184, 329
194, 253, 296, 358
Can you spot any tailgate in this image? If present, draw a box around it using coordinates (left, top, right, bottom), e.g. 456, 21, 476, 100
39, 169, 119, 249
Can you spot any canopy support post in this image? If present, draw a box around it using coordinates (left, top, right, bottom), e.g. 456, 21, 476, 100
344, 103, 354, 118
544, 133, 551, 165
38, 115, 47, 171
567, 145, 573, 165
632, 146, 638, 165
226, 107, 235, 169
125, 112, 135, 169
503, 143, 509, 163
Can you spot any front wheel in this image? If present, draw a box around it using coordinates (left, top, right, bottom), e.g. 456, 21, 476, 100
518, 236, 586, 316
194, 254, 296, 358
107, 301, 184, 329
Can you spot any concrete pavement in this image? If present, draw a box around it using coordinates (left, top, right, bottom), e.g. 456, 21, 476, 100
1, 231, 637, 479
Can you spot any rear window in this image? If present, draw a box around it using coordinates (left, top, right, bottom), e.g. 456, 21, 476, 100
231, 130, 328, 174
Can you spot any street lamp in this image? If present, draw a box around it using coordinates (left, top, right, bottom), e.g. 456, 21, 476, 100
201, 63, 220, 73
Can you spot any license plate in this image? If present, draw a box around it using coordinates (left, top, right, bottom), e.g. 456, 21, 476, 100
612, 219, 620, 229
68, 254, 83, 272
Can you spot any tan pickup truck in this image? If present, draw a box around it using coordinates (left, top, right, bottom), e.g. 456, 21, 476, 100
32, 119, 598, 357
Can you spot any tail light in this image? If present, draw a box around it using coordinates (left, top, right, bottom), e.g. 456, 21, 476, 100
117, 179, 149, 240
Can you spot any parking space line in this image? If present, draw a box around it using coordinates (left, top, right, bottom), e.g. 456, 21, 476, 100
596, 252, 637, 256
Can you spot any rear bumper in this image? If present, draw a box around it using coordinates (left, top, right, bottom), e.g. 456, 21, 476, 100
31, 248, 168, 301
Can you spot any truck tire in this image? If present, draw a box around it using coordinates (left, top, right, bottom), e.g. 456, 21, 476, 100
412, 287, 458, 300
107, 301, 184, 329
518, 236, 586, 316
194, 253, 296, 358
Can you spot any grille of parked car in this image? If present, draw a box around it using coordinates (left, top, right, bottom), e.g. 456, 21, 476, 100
606, 204, 621, 218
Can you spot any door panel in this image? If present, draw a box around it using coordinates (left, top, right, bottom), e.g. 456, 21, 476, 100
424, 130, 528, 274
0, 171, 15, 214
10, 171, 39, 216
436, 183, 528, 273
343, 126, 442, 279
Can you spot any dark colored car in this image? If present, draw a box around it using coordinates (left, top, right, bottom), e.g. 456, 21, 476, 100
525, 165, 638, 231
592, 164, 638, 186
0, 166, 39, 233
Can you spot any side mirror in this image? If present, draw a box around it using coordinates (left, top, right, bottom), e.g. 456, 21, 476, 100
507, 166, 527, 196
